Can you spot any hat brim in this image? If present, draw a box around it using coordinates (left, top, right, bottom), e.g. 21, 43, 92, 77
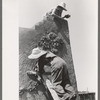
28, 51, 47, 59
57, 5, 67, 11
63, 8, 67, 11
60, 6, 67, 11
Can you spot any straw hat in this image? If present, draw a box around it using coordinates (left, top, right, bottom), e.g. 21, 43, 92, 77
28, 47, 47, 59
58, 2, 67, 11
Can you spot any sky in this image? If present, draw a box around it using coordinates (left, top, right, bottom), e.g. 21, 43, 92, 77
3, 0, 97, 100
19, 0, 98, 94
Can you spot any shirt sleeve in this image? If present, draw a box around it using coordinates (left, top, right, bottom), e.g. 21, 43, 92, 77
51, 60, 71, 87
51, 62, 63, 86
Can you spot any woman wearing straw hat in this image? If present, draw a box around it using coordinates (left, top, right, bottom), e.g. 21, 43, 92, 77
27, 33, 76, 100
47, 2, 71, 20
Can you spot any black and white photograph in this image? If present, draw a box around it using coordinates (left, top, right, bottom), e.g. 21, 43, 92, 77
3, 0, 98, 100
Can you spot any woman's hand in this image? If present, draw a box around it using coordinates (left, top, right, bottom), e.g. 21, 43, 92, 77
26, 71, 37, 76
63, 14, 71, 19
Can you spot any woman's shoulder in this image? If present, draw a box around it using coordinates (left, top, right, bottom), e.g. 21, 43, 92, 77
51, 56, 66, 65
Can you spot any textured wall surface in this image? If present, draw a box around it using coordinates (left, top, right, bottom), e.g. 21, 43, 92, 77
19, 15, 78, 100
79, 93, 95, 100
